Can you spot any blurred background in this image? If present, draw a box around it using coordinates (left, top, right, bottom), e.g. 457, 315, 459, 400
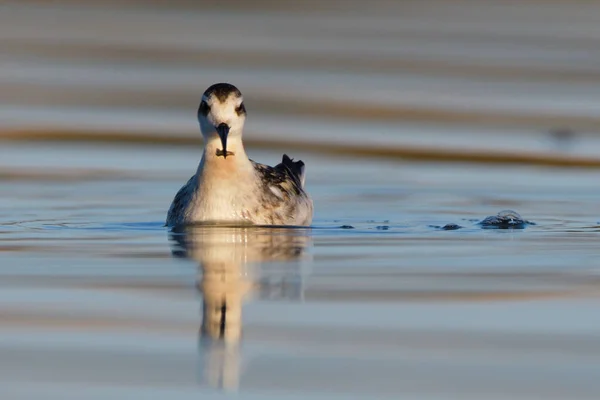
2, 1, 600, 399
3, 0, 600, 160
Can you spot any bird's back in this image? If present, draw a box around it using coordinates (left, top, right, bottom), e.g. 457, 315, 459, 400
249, 154, 312, 226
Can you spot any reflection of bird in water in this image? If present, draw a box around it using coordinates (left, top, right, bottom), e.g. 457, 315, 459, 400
169, 225, 311, 390
166, 83, 313, 227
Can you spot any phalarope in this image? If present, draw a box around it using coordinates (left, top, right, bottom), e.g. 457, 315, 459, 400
167, 83, 313, 227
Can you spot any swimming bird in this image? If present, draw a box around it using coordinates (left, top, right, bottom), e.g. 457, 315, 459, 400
166, 83, 313, 227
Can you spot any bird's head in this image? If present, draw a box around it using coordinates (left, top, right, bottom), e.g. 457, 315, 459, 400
197, 83, 246, 159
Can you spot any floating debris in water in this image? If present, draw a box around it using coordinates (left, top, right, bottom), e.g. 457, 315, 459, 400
478, 210, 532, 229
340, 225, 355, 229
429, 223, 463, 231
375, 225, 390, 230
441, 223, 462, 231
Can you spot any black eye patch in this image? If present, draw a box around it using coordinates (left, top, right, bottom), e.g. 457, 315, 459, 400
198, 100, 210, 116
235, 102, 246, 116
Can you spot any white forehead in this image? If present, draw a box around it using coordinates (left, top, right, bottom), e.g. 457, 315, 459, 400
202, 93, 243, 105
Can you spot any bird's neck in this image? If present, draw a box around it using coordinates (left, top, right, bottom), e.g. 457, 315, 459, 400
198, 136, 252, 177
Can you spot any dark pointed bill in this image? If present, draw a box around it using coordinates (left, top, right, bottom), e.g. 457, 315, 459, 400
215, 123, 234, 158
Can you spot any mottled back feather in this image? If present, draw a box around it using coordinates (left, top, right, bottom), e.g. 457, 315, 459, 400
280, 154, 306, 188
249, 154, 311, 225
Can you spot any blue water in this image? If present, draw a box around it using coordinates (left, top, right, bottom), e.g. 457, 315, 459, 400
3, 1, 600, 398
1, 142, 599, 399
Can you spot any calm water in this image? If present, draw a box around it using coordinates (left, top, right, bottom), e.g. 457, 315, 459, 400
1, 142, 599, 399
2, 1, 600, 398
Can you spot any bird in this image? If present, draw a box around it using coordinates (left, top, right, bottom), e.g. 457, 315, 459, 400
166, 83, 313, 227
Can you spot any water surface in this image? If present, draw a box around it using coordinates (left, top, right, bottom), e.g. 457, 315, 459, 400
2, 1, 600, 398
1, 143, 599, 399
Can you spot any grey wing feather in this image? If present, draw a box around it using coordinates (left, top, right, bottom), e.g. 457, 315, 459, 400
250, 154, 311, 225
166, 175, 195, 226
278, 154, 306, 188
251, 154, 306, 197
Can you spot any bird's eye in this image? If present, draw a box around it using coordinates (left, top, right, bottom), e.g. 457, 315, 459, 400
199, 100, 210, 116
235, 102, 246, 116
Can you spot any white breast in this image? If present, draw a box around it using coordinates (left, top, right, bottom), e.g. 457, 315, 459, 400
189, 162, 259, 223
